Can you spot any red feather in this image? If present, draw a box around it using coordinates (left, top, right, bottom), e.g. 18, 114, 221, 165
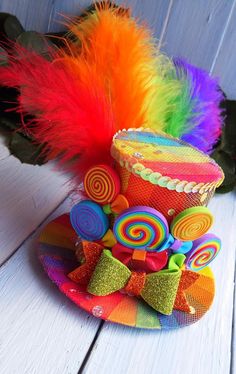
0, 49, 115, 177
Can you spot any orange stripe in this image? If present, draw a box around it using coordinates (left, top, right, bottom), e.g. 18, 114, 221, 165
108, 295, 137, 326
39, 222, 76, 250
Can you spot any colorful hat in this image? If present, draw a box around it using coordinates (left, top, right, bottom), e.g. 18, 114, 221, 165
111, 129, 223, 220
38, 127, 223, 328
0, 4, 224, 329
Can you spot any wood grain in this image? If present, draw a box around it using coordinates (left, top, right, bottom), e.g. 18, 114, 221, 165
0, 143, 70, 264
161, 0, 234, 72
0, 0, 236, 97
211, 0, 236, 98
81, 193, 236, 374
48, 0, 171, 37
0, 0, 54, 33
0, 199, 100, 374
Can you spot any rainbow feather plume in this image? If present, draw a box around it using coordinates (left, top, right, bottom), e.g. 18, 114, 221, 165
65, 6, 185, 132
172, 58, 224, 153
0, 4, 224, 180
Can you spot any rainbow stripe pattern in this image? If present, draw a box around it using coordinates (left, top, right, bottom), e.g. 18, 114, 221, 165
186, 233, 221, 271
111, 130, 224, 186
113, 206, 168, 251
38, 214, 215, 329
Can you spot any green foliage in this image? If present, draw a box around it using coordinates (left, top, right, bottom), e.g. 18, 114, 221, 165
212, 100, 236, 193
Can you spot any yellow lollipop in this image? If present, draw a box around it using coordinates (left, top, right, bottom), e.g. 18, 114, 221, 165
170, 206, 213, 241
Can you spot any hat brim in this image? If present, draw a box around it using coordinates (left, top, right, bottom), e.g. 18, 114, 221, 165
38, 214, 215, 330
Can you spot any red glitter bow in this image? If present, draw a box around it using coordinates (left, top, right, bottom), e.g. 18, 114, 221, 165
112, 243, 168, 273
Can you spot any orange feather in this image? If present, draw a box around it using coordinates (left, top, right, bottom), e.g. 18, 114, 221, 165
63, 6, 162, 131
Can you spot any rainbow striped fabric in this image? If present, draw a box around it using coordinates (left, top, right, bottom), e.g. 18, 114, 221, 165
38, 214, 215, 329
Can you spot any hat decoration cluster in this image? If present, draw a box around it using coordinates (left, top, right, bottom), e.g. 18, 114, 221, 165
0, 3, 225, 323
68, 164, 221, 316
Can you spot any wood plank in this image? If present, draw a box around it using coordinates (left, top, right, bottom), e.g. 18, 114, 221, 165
82, 193, 236, 374
211, 1, 236, 98
0, 143, 71, 264
161, 0, 234, 72
47, 0, 171, 37
0, 133, 10, 161
0, 0, 54, 33
232, 242, 236, 374
0, 199, 100, 374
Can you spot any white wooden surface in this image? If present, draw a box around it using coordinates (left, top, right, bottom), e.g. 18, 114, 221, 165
0, 134, 236, 373
0, 199, 101, 374
0, 140, 71, 264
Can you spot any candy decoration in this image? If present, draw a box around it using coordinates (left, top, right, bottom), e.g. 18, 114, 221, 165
185, 233, 221, 271
103, 194, 129, 215
170, 206, 213, 241
70, 200, 109, 241
170, 240, 193, 254
39, 214, 216, 329
97, 229, 117, 248
113, 206, 169, 250
84, 165, 121, 205
156, 234, 175, 252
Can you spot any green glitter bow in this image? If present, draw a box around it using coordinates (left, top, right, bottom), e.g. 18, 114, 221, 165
88, 251, 185, 315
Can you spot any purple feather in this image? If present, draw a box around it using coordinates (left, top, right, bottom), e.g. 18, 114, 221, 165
174, 58, 224, 154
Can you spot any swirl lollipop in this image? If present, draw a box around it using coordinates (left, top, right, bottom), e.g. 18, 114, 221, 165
170, 206, 213, 242
113, 206, 169, 251
70, 200, 109, 241
84, 165, 121, 205
185, 233, 221, 271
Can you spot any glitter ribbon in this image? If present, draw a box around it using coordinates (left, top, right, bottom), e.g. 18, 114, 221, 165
68, 241, 104, 285
88, 251, 185, 315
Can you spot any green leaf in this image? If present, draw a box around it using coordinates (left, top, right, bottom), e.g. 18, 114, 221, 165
0, 116, 20, 131
4, 14, 24, 40
211, 100, 236, 193
16, 31, 55, 57
220, 100, 236, 157
211, 149, 236, 193
9, 132, 46, 165
0, 13, 25, 40
0, 46, 8, 66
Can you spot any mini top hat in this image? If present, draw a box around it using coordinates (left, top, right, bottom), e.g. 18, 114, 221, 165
0, 3, 224, 329
112, 129, 223, 219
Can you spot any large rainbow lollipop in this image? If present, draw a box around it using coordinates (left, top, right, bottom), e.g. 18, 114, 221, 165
70, 200, 109, 241
84, 165, 121, 205
113, 206, 169, 251
185, 233, 221, 271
